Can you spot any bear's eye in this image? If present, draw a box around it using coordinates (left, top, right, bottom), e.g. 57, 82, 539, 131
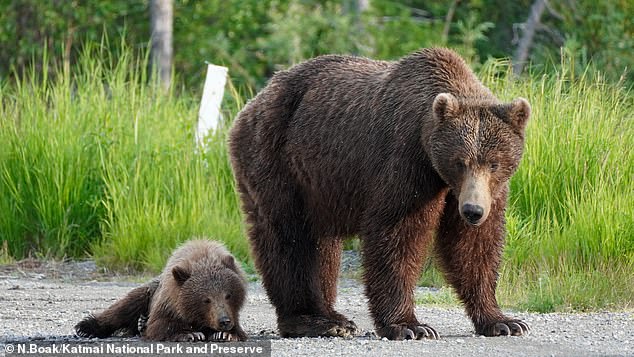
225, 294, 231, 300
203, 298, 211, 304
455, 161, 466, 171
489, 162, 499, 172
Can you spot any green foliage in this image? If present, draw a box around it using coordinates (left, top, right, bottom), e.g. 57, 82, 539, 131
1, 0, 633, 88
0, 0, 147, 80
539, 0, 634, 84
0, 0, 493, 89
258, 2, 368, 69
452, 13, 494, 63
364, 2, 443, 59
172, 0, 275, 89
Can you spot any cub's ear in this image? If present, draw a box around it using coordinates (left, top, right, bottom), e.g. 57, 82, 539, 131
433, 93, 460, 120
221, 254, 238, 272
507, 97, 531, 131
172, 265, 191, 285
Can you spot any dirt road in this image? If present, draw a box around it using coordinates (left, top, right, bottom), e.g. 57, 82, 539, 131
0, 260, 632, 356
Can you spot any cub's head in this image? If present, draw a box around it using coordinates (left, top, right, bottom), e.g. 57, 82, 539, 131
429, 92, 531, 226
171, 255, 246, 333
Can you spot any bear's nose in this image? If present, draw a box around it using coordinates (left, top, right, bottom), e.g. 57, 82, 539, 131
462, 203, 484, 224
219, 316, 233, 330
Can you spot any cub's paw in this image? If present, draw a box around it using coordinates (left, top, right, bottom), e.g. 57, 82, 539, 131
477, 319, 529, 337
376, 323, 440, 340
137, 314, 149, 335
173, 331, 206, 342
279, 314, 358, 338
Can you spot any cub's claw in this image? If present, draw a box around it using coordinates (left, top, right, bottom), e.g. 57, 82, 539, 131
208, 331, 235, 342
174, 331, 205, 342
137, 314, 149, 335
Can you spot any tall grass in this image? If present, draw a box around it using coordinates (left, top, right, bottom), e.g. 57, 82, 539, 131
481, 58, 634, 311
0, 43, 247, 271
0, 46, 631, 311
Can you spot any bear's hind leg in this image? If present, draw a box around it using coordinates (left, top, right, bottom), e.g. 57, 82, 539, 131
75, 279, 158, 338
247, 198, 353, 338
435, 193, 529, 337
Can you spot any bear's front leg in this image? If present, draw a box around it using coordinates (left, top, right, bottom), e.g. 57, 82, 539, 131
361, 208, 442, 340
143, 316, 206, 342
436, 193, 530, 337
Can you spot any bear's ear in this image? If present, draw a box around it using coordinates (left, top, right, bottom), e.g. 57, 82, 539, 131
506, 97, 531, 131
433, 93, 460, 121
221, 254, 237, 272
172, 265, 191, 285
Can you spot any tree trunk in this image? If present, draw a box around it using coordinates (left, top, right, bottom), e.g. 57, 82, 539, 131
150, 0, 173, 91
442, 0, 461, 44
513, 0, 546, 76
344, 0, 370, 13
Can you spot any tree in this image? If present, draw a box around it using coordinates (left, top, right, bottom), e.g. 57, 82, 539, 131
512, 0, 546, 76
150, 0, 173, 91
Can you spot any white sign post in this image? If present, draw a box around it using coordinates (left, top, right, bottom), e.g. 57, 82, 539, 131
196, 63, 228, 147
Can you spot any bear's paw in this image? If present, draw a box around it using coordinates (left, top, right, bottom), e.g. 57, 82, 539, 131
377, 323, 440, 340
172, 331, 206, 342
279, 314, 358, 338
476, 319, 529, 337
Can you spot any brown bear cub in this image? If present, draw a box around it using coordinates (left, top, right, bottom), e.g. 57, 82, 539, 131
75, 239, 247, 342
229, 48, 530, 340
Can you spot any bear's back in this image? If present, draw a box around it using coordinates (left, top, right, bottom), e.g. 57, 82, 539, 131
229, 48, 495, 236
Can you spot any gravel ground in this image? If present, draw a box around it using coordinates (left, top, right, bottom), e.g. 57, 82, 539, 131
0, 259, 632, 357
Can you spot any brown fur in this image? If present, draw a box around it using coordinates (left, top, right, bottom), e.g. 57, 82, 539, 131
229, 47, 530, 339
75, 239, 248, 342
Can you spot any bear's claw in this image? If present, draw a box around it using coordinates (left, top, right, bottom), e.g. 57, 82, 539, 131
378, 323, 440, 340
325, 322, 357, 338
477, 319, 530, 336
278, 314, 358, 338
174, 331, 205, 342
208, 331, 234, 342
137, 314, 149, 335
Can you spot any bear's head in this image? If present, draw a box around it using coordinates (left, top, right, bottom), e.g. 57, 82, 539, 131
429, 92, 530, 226
171, 255, 246, 333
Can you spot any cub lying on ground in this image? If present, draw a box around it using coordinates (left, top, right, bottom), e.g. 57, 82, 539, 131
75, 239, 248, 342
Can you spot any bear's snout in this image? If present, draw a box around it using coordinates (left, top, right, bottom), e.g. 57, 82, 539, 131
458, 169, 492, 226
461, 203, 484, 225
218, 316, 233, 331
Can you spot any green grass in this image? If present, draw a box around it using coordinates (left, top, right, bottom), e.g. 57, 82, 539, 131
415, 287, 459, 307
0, 46, 632, 311
481, 58, 634, 312
0, 43, 247, 271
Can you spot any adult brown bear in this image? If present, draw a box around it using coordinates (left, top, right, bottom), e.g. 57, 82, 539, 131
229, 48, 530, 340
